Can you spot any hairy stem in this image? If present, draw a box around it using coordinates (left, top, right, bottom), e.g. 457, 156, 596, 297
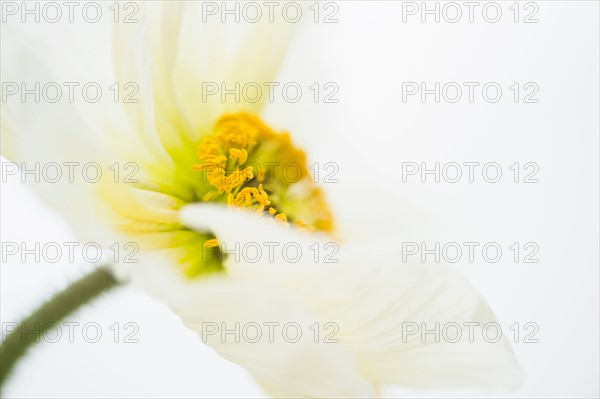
0, 267, 120, 387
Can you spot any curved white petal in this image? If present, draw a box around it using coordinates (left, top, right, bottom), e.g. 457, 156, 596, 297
116, 1, 299, 146
175, 277, 375, 398
179, 204, 523, 391
0, 23, 123, 244
120, 255, 374, 398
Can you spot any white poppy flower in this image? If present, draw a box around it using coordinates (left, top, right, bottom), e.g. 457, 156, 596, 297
1, 1, 522, 397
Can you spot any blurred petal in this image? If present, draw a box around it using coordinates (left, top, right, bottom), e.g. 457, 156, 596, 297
120, 1, 299, 145
111, 6, 176, 168
120, 255, 375, 398
180, 204, 523, 390
321, 238, 524, 390
0, 24, 121, 244
177, 278, 375, 398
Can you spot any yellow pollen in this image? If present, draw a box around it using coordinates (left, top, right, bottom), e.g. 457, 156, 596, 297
194, 113, 334, 232
203, 239, 219, 248
229, 148, 248, 165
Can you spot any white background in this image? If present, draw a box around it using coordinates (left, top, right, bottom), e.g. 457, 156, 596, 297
1, 1, 599, 398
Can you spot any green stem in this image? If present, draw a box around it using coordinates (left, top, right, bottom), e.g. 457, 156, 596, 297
0, 266, 120, 387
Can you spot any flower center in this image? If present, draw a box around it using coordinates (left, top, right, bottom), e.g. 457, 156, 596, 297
193, 113, 334, 250
104, 113, 334, 279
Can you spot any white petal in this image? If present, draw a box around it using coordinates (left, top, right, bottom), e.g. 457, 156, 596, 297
111, 6, 178, 168
0, 24, 122, 244
177, 278, 375, 398
121, 255, 375, 398
319, 239, 524, 390
179, 204, 326, 280
173, 1, 298, 125
121, 1, 299, 144
179, 204, 523, 390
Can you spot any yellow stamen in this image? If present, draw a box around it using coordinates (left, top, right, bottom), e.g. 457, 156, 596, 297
229, 148, 248, 165
203, 239, 219, 248
202, 190, 219, 202
194, 113, 334, 231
